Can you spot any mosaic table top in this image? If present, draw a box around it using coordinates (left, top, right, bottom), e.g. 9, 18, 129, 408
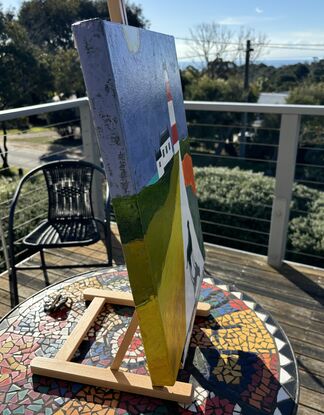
0, 266, 299, 415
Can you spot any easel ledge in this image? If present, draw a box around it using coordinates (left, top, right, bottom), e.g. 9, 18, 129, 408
31, 288, 211, 403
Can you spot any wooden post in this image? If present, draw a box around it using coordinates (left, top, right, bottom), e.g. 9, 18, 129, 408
267, 114, 301, 268
107, 0, 128, 24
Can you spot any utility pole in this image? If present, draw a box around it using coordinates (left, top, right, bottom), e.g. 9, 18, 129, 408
240, 40, 254, 158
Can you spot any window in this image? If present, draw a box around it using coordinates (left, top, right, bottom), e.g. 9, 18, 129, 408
162, 149, 165, 157
159, 161, 161, 167
166, 146, 168, 154
169, 142, 171, 150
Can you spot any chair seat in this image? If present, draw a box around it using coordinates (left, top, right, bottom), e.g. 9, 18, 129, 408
23, 219, 101, 248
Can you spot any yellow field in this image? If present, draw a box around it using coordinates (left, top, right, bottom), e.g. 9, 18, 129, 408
122, 153, 185, 385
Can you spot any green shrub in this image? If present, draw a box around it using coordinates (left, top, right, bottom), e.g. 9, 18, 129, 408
195, 166, 324, 265
290, 192, 324, 254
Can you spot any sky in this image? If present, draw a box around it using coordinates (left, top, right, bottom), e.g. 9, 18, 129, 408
2, 0, 324, 64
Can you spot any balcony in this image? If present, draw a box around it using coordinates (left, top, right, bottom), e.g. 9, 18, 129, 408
0, 98, 323, 414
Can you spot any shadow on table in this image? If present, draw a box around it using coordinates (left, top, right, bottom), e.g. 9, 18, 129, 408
180, 318, 297, 415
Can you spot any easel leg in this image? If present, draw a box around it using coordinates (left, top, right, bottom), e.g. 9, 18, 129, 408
111, 312, 139, 370
56, 296, 106, 361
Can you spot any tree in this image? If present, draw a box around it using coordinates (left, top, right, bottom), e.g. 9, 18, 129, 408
234, 26, 270, 64
187, 22, 269, 67
18, 0, 149, 100
188, 22, 233, 66
309, 59, 324, 83
0, 6, 53, 169
286, 83, 324, 185
205, 58, 238, 80
16, 0, 149, 139
52, 49, 86, 99
184, 75, 259, 157
19, 0, 149, 52
180, 65, 201, 95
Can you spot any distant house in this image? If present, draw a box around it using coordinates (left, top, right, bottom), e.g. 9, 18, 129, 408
252, 92, 289, 130
258, 92, 288, 105
156, 128, 174, 178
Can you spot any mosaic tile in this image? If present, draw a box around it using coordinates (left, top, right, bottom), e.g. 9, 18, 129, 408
0, 266, 298, 414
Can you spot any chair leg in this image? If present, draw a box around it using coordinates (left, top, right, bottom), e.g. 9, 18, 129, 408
8, 241, 19, 307
40, 249, 50, 286
9, 262, 19, 308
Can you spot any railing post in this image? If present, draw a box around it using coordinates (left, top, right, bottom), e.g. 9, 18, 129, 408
267, 114, 301, 268
80, 102, 104, 219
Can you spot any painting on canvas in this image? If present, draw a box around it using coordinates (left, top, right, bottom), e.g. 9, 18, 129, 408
73, 19, 205, 386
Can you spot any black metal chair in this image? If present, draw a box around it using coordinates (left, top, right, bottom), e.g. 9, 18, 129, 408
8, 160, 113, 307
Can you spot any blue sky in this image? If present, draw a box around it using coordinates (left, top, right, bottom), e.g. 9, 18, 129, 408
2, 0, 324, 62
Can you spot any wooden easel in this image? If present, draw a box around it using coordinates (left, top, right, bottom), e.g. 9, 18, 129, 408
31, 289, 210, 403
30, 0, 211, 404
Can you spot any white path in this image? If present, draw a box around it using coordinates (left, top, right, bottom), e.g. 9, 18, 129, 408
178, 151, 204, 358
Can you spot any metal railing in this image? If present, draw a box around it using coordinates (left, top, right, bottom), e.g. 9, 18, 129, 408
0, 98, 323, 272
185, 100, 324, 268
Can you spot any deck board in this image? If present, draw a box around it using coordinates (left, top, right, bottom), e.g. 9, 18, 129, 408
0, 224, 323, 414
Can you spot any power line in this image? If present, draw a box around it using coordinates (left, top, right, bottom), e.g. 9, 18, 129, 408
175, 36, 324, 53
175, 36, 324, 49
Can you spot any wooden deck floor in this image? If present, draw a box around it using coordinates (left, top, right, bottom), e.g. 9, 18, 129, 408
0, 224, 323, 415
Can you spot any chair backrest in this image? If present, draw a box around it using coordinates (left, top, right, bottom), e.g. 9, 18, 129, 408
43, 161, 95, 221
8, 160, 107, 232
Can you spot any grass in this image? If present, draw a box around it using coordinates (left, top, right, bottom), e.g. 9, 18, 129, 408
3, 127, 81, 147
7, 127, 56, 134
7, 127, 59, 146
9, 136, 57, 145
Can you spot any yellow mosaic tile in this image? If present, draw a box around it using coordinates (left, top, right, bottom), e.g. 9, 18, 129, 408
203, 309, 276, 354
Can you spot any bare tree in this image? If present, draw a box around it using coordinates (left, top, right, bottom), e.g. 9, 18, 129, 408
187, 22, 270, 66
234, 26, 270, 64
188, 22, 233, 66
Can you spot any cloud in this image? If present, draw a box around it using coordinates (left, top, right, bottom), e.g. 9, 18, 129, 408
219, 17, 247, 25
219, 15, 279, 25
255, 7, 263, 14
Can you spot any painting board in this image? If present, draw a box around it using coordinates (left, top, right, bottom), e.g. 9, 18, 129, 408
73, 19, 205, 386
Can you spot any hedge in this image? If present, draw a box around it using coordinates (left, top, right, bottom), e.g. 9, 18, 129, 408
195, 166, 324, 265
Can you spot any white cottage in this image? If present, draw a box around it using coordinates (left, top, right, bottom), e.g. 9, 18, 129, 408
156, 128, 174, 178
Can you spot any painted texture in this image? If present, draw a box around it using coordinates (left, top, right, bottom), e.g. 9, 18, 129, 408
73, 19, 204, 385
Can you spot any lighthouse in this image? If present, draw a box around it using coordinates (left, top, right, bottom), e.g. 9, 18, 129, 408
164, 68, 179, 153
156, 128, 174, 178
